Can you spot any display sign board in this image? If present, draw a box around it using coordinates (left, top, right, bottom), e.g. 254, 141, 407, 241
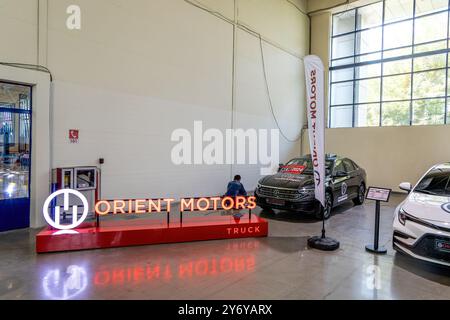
366, 187, 391, 202
43, 190, 257, 231
37, 190, 267, 253
279, 165, 306, 175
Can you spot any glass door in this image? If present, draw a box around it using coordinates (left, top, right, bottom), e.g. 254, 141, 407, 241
0, 82, 32, 232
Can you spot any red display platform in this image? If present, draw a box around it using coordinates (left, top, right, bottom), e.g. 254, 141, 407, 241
36, 214, 268, 253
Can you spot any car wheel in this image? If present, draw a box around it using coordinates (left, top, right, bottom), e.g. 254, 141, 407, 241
353, 183, 365, 205
315, 192, 332, 220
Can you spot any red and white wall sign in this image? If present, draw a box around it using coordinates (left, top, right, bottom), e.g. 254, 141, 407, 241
69, 129, 79, 143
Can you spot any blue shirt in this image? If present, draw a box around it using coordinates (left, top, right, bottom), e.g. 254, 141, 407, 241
225, 180, 247, 197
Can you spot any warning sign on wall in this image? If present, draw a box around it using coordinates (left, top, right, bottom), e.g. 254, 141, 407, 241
69, 129, 79, 143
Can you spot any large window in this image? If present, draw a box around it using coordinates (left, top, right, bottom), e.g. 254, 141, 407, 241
330, 0, 450, 128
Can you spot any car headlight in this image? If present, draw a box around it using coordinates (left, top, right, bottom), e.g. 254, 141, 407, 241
398, 207, 407, 225
299, 187, 315, 195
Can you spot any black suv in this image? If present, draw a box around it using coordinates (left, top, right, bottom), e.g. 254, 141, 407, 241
255, 154, 367, 219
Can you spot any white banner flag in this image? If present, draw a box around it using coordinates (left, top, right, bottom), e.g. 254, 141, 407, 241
304, 55, 325, 208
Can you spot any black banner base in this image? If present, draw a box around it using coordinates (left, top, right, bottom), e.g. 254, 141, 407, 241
308, 236, 340, 251
365, 244, 387, 254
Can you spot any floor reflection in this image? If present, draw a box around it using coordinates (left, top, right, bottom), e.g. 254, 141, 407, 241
4, 194, 450, 300
93, 255, 255, 287
42, 265, 88, 300
362, 255, 382, 300
37, 239, 260, 299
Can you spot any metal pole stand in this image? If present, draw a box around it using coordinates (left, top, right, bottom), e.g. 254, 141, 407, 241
307, 203, 340, 251
365, 200, 387, 254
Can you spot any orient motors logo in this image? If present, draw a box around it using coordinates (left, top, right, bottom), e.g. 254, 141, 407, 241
441, 203, 450, 213
43, 189, 89, 230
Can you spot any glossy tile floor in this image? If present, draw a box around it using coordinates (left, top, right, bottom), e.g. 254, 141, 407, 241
0, 193, 449, 300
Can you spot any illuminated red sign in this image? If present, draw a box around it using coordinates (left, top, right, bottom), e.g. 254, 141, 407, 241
38, 191, 267, 253
94, 196, 257, 216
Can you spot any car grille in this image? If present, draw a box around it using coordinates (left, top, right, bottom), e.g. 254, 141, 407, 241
412, 234, 450, 262
257, 186, 309, 201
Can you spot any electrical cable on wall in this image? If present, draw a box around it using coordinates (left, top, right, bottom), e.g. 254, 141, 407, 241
230, 0, 238, 181
0, 62, 53, 81
184, 0, 234, 24
184, 0, 304, 143
258, 35, 302, 143
229, 20, 304, 143
308, 0, 350, 15
184, 0, 303, 60
285, 0, 308, 16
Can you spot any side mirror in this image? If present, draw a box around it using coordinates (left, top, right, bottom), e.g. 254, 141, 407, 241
399, 182, 412, 193
278, 163, 284, 172
333, 170, 347, 178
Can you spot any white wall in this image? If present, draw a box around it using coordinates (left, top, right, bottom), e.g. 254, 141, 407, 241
47, 0, 309, 199
0, 0, 309, 212
0, 0, 38, 64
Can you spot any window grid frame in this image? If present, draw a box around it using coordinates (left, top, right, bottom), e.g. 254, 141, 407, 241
379, 0, 386, 126
329, 0, 450, 128
409, 0, 416, 126
445, 2, 450, 124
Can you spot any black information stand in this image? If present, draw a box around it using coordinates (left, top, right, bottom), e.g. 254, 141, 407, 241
365, 187, 391, 254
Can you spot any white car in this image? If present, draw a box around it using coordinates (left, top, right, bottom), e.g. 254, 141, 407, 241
393, 163, 450, 267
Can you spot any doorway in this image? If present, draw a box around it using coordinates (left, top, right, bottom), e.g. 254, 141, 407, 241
0, 82, 32, 231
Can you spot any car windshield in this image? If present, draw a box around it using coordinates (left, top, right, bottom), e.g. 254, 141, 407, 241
285, 158, 333, 175
415, 168, 450, 196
